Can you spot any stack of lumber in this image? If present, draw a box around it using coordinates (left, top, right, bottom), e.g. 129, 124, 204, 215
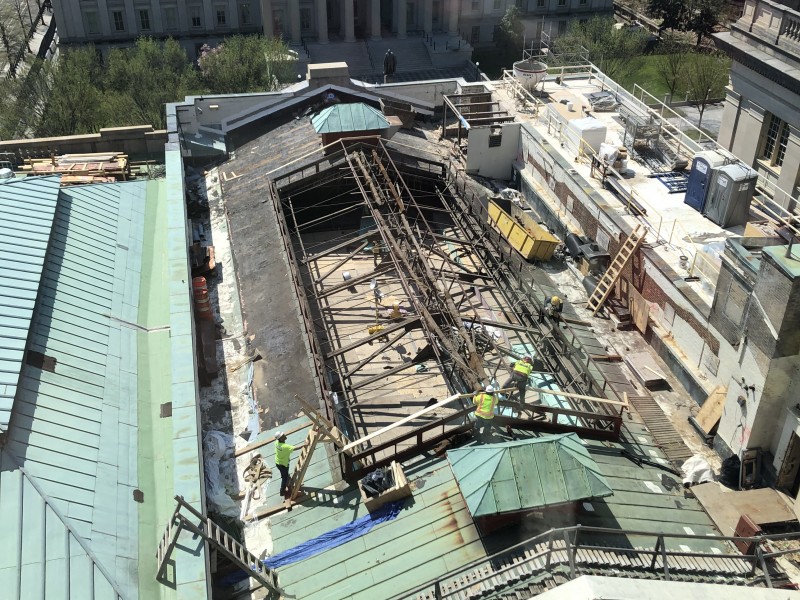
21, 152, 130, 181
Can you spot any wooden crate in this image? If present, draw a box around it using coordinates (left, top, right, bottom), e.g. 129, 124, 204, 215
359, 461, 412, 512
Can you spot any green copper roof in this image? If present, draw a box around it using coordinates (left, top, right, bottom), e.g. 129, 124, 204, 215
447, 433, 613, 517
311, 103, 390, 134
0, 177, 207, 599
0, 176, 60, 433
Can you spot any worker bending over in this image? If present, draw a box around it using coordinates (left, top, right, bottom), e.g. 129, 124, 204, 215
473, 385, 499, 440
503, 356, 534, 403
274, 432, 307, 499
544, 295, 563, 321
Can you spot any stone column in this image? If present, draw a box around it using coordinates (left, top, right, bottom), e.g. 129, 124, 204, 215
344, 0, 355, 41
261, 0, 273, 37
317, 0, 329, 42
397, 0, 407, 38
447, 0, 459, 37
290, 0, 301, 43
423, 0, 432, 34
371, 0, 381, 40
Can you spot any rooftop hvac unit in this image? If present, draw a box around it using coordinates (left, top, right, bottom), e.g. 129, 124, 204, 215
684, 150, 727, 212
703, 163, 758, 228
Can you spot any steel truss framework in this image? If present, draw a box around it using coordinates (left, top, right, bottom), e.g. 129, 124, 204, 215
268, 139, 624, 481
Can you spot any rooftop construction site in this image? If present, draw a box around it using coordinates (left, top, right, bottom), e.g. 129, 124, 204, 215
3, 38, 800, 600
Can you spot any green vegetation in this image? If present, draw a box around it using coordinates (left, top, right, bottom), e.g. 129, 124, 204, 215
0, 35, 298, 139
552, 16, 649, 83
646, 0, 735, 45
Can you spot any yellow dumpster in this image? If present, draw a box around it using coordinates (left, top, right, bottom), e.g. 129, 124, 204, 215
487, 200, 559, 261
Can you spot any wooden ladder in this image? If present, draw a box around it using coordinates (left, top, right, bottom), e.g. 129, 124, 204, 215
156, 495, 282, 595
586, 225, 645, 315
285, 395, 354, 502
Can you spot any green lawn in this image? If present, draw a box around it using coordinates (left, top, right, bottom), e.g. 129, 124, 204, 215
617, 54, 683, 100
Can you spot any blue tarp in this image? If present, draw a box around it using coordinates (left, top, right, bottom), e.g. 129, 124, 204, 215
220, 500, 405, 585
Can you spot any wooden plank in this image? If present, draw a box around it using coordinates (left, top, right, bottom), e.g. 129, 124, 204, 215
695, 385, 727, 434
234, 420, 311, 457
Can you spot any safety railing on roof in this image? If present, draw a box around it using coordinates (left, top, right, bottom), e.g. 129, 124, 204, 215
512, 59, 800, 238
390, 524, 800, 600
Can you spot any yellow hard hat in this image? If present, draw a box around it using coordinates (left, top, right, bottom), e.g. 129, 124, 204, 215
551, 295, 561, 305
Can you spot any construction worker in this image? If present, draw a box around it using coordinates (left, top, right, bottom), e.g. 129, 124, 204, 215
544, 295, 564, 321
274, 432, 306, 499
503, 356, 534, 403
473, 385, 498, 440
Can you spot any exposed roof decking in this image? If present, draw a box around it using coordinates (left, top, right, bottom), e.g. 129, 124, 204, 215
0, 176, 61, 432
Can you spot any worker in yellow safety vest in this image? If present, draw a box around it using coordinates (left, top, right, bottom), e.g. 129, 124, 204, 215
503, 356, 534, 403
275, 432, 307, 499
473, 385, 499, 440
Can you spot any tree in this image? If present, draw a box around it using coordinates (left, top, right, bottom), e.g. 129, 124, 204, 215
685, 0, 727, 46
198, 35, 297, 94
554, 17, 648, 82
654, 34, 688, 101
104, 37, 200, 128
0, 58, 53, 138
0, 2, 27, 74
37, 47, 104, 136
682, 52, 729, 127
494, 6, 524, 63
647, 0, 689, 32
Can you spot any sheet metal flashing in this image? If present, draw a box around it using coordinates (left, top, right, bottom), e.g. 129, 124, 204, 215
0, 175, 61, 432
447, 434, 613, 517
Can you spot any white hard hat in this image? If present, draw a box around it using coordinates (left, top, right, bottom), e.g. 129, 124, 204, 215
485, 385, 495, 393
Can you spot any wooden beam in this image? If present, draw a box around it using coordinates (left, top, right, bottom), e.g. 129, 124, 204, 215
529, 385, 627, 408
340, 388, 518, 453
234, 419, 311, 457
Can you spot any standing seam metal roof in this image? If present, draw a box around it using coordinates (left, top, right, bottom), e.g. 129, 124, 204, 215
0, 176, 60, 432
311, 102, 390, 133
447, 433, 613, 517
0, 181, 148, 599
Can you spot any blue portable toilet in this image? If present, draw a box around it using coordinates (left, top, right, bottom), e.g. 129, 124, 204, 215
684, 150, 727, 212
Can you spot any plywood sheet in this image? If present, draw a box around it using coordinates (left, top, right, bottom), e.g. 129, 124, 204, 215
695, 384, 727, 434
628, 286, 649, 334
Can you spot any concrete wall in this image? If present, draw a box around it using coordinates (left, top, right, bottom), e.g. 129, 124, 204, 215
357, 79, 463, 108
466, 123, 520, 180
0, 125, 166, 162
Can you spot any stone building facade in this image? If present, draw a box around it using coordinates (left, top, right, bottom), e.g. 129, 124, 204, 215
54, 0, 612, 54
714, 0, 800, 210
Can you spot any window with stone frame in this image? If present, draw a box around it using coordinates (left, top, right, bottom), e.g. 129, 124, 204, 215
189, 6, 202, 27
761, 113, 790, 169
112, 9, 125, 31
138, 9, 150, 30
216, 7, 227, 26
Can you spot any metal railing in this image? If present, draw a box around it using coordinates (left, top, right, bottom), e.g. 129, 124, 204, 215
391, 524, 800, 599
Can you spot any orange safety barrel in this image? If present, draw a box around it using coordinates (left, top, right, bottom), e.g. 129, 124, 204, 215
192, 277, 212, 320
